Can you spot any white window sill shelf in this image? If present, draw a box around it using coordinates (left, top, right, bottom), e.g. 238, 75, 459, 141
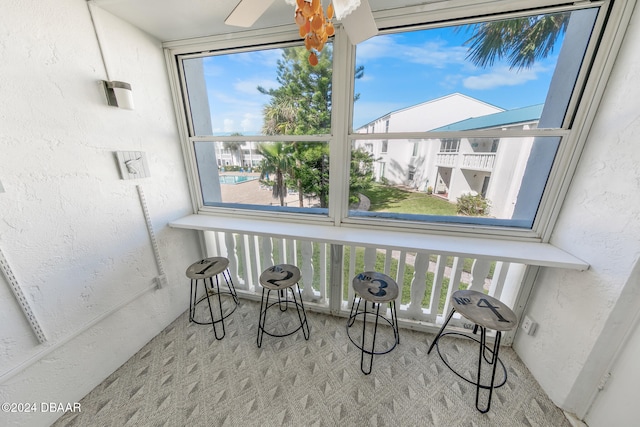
169, 214, 589, 271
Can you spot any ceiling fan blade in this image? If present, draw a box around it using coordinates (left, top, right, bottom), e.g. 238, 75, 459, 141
225, 0, 277, 28
339, 0, 378, 44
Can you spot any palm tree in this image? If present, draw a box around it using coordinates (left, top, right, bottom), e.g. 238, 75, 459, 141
223, 134, 244, 167
256, 142, 293, 206
461, 12, 571, 70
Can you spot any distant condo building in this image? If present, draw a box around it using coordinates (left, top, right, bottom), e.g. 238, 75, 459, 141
354, 93, 543, 219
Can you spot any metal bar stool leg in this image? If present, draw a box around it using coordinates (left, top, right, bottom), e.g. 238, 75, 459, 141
347, 297, 361, 327
292, 284, 310, 340
278, 288, 289, 312
361, 301, 382, 375
428, 307, 456, 354
210, 276, 226, 340
390, 300, 400, 345
222, 269, 239, 304
202, 276, 223, 339
189, 279, 197, 322
475, 329, 503, 413
257, 288, 270, 348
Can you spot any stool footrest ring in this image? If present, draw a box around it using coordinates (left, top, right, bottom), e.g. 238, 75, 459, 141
431, 331, 508, 390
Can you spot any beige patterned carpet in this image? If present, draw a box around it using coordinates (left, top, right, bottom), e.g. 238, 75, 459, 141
53, 297, 570, 427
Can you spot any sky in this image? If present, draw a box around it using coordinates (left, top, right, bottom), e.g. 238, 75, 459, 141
195, 23, 562, 135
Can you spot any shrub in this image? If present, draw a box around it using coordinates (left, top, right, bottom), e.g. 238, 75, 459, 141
456, 193, 490, 216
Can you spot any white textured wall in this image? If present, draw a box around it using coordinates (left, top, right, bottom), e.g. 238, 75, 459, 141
514, 3, 640, 416
0, 1, 200, 426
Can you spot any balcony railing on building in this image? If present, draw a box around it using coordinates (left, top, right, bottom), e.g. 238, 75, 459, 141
436, 152, 496, 171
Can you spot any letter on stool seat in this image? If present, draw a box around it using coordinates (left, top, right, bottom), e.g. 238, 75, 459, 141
186, 257, 238, 340
428, 289, 517, 412
257, 264, 310, 347
347, 271, 400, 374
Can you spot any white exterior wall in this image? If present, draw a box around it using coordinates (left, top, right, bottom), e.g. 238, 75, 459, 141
357, 94, 504, 187
0, 1, 200, 426
387, 93, 503, 132
513, 3, 640, 416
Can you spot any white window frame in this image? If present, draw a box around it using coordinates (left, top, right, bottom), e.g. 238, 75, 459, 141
163, 0, 636, 242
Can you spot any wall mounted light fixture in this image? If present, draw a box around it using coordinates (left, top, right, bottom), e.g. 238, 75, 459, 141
103, 81, 135, 110
88, 1, 135, 110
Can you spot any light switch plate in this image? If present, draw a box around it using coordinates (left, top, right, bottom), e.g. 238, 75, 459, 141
0, 179, 5, 193
115, 151, 150, 180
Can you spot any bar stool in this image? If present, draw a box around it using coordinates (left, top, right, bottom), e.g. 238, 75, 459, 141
428, 289, 517, 413
186, 257, 239, 340
256, 264, 310, 347
347, 271, 400, 375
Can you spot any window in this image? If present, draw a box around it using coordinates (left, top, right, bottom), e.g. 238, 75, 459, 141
178, 44, 332, 214
348, 4, 609, 232
440, 139, 460, 153
167, 0, 627, 238
381, 140, 388, 153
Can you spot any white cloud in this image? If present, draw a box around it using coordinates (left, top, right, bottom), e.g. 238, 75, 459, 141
356, 35, 468, 67
463, 64, 548, 90
234, 78, 278, 96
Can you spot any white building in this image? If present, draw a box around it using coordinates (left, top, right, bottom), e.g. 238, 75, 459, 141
356, 98, 543, 219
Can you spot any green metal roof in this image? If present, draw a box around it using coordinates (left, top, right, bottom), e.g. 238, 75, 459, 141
430, 104, 544, 131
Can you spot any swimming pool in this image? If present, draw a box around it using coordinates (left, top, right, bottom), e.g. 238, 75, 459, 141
219, 175, 257, 184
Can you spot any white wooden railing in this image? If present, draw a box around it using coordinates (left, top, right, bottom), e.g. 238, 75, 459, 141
462, 153, 496, 171
435, 152, 458, 167
170, 215, 589, 345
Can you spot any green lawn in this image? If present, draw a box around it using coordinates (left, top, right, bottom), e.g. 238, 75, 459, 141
362, 183, 457, 216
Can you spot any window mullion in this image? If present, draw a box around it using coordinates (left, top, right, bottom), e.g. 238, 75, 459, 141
328, 26, 354, 226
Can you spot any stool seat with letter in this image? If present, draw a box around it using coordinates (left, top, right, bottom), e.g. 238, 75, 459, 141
428, 289, 517, 413
347, 271, 400, 374
186, 257, 238, 340
256, 264, 310, 347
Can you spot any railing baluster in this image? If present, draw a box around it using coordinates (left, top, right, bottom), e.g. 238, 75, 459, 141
286, 238, 296, 265
319, 242, 327, 302
300, 240, 315, 301
469, 258, 491, 292
490, 261, 511, 300
407, 252, 429, 318
396, 251, 407, 310
364, 247, 376, 271
248, 234, 260, 291
238, 234, 251, 291
347, 246, 357, 304
261, 235, 274, 269
384, 249, 393, 276
427, 255, 447, 322
442, 256, 464, 319
225, 231, 243, 288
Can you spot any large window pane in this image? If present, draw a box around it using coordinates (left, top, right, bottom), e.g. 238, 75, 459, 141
195, 141, 329, 214
350, 136, 560, 228
349, 8, 598, 228
352, 10, 596, 132
182, 43, 333, 215
183, 45, 333, 137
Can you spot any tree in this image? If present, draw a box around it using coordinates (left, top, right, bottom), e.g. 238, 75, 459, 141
349, 148, 376, 205
257, 142, 293, 206
223, 135, 244, 167
258, 45, 365, 207
460, 12, 571, 70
